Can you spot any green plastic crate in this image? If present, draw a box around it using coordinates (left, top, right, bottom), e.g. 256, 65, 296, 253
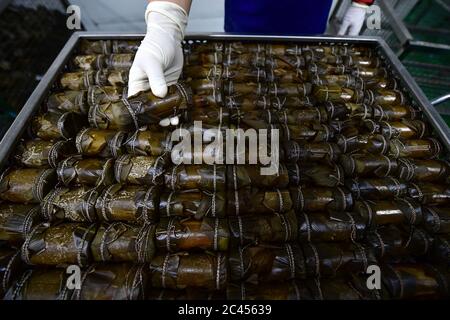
401, 0, 450, 122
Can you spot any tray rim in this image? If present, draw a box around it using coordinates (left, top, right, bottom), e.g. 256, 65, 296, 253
1, 31, 449, 168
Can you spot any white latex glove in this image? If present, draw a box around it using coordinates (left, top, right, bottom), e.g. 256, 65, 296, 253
128, 1, 187, 126
338, 2, 368, 36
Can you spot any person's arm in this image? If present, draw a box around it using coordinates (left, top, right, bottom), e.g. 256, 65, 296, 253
151, 0, 192, 13
128, 0, 192, 100
338, 0, 374, 36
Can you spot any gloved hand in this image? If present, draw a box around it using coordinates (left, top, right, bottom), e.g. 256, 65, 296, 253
128, 1, 188, 126
338, 2, 368, 36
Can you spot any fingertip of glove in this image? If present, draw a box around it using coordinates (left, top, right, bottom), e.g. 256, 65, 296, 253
127, 89, 138, 98
159, 118, 171, 127
170, 116, 179, 126
150, 84, 168, 98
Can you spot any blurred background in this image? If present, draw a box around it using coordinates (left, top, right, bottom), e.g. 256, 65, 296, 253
0, 0, 449, 138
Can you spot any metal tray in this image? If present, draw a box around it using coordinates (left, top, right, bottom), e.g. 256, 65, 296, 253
1, 31, 450, 169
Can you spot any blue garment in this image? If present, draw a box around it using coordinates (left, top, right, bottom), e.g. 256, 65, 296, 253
225, 0, 333, 35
